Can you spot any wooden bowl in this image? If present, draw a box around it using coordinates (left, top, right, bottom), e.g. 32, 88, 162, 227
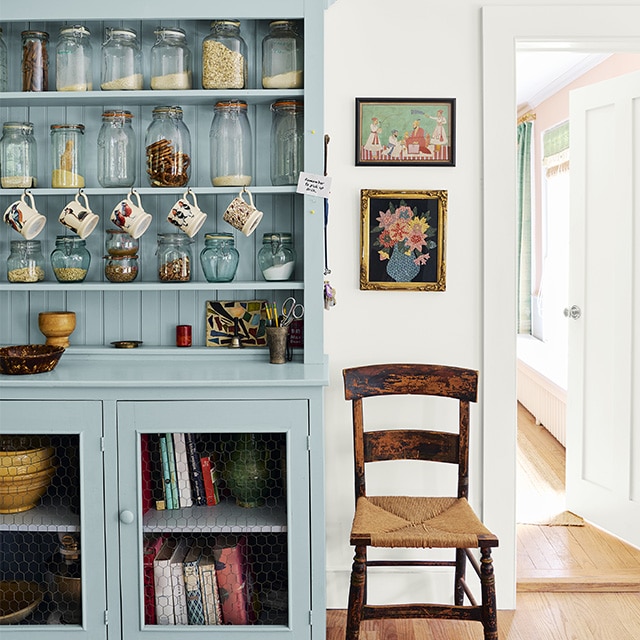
38, 311, 76, 348
0, 345, 65, 375
0, 581, 44, 624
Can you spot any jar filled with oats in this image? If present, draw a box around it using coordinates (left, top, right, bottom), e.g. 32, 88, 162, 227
56, 25, 93, 92
145, 106, 191, 187
21, 30, 49, 92
209, 100, 252, 187
50, 124, 85, 188
150, 27, 192, 90
202, 20, 247, 89
7, 240, 45, 283
50, 236, 91, 283
262, 20, 303, 89
157, 232, 193, 282
101, 27, 143, 90
0, 122, 37, 188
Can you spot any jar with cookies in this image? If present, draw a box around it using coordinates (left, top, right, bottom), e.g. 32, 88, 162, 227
145, 106, 191, 188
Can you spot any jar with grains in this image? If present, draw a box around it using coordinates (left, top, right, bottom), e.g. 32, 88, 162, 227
101, 27, 143, 90
202, 20, 247, 89
200, 233, 239, 282
50, 236, 91, 283
56, 25, 92, 91
270, 100, 304, 186
258, 232, 296, 281
97, 110, 136, 188
50, 124, 85, 188
262, 20, 303, 89
7, 239, 45, 283
157, 233, 193, 282
105, 229, 138, 256
0, 122, 38, 188
209, 100, 252, 187
145, 106, 191, 187
150, 27, 192, 90
0, 28, 8, 92
104, 254, 139, 282
21, 30, 49, 92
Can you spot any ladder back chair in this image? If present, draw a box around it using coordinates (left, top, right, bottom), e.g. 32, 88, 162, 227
342, 363, 499, 640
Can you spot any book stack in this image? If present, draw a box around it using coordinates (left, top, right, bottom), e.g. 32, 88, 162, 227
148, 534, 257, 626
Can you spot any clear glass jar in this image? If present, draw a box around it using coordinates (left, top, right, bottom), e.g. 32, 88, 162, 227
145, 106, 191, 187
209, 100, 252, 187
7, 239, 45, 283
97, 110, 136, 188
50, 236, 90, 282
0, 28, 8, 92
271, 100, 304, 186
50, 124, 85, 188
21, 30, 49, 92
104, 254, 139, 282
157, 233, 193, 282
150, 27, 192, 90
56, 25, 93, 91
200, 232, 239, 282
0, 122, 38, 188
258, 232, 296, 281
101, 27, 143, 90
105, 229, 138, 256
202, 20, 247, 89
262, 20, 303, 89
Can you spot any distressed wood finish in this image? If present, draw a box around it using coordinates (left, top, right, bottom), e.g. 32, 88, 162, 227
342, 364, 498, 640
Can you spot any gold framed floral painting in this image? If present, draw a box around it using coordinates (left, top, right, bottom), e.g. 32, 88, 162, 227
360, 189, 447, 291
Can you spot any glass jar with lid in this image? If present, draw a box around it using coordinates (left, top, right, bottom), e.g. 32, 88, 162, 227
258, 232, 296, 281
200, 233, 240, 282
50, 236, 91, 283
0, 28, 7, 92
262, 20, 303, 89
209, 100, 252, 187
97, 110, 136, 188
104, 254, 139, 282
202, 20, 247, 89
101, 27, 143, 90
145, 106, 191, 187
0, 122, 37, 188
270, 100, 304, 186
157, 233, 193, 282
150, 27, 192, 90
7, 239, 45, 283
21, 30, 49, 92
56, 25, 93, 91
105, 229, 138, 256
51, 124, 85, 188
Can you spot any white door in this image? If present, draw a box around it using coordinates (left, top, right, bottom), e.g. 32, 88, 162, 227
566, 70, 640, 547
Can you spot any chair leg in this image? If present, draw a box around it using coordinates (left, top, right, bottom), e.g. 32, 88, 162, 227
345, 545, 367, 640
480, 547, 499, 640
454, 547, 466, 605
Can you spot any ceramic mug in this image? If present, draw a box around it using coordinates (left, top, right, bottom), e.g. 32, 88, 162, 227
3, 189, 47, 240
59, 190, 100, 239
110, 189, 152, 239
222, 188, 263, 237
167, 188, 207, 238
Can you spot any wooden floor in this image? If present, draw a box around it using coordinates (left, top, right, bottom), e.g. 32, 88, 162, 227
326, 405, 640, 638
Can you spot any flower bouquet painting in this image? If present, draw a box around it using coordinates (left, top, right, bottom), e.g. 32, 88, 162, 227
360, 189, 446, 291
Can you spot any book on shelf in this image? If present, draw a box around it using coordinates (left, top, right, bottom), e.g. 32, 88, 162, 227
153, 538, 178, 625
165, 433, 180, 510
172, 433, 193, 508
200, 455, 220, 506
159, 435, 174, 510
185, 433, 207, 506
140, 433, 153, 515
183, 544, 206, 625
143, 533, 166, 626
198, 553, 223, 625
170, 538, 190, 625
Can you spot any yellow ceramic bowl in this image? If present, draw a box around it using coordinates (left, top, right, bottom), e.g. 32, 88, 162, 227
0, 466, 57, 513
0, 581, 44, 624
0, 455, 55, 478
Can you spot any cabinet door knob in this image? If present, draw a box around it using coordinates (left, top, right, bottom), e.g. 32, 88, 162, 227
119, 510, 135, 524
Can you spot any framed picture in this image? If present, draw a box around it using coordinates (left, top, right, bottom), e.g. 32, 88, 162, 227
356, 98, 455, 167
206, 300, 268, 347
360, 189, 447, 291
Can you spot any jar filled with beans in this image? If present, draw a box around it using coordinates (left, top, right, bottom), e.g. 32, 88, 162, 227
104, 254, 139, 282
157, 233, 193, 282
7, 239, 45, 283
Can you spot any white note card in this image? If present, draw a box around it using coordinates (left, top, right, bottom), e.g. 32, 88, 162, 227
296, 172, 332, 198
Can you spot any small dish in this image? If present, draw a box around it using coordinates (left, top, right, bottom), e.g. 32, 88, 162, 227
111, 341, 143, 349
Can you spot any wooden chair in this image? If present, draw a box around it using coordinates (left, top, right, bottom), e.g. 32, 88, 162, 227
342, 363, 499, 640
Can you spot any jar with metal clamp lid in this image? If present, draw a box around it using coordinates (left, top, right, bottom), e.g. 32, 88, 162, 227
0, 122, 37, 188
7, 239, 45, 283
97, 110, 136, 187
150, 27, 192, 90
258, 232, 296, 281
101, 27, 143, 90
200, 232, 239, 282
209, 100, 252, 187
145, 106, 191, 187
262, 20, 303, 89
157, 232, 193, 282
51, 124, 85, 188
50, 236, 91, 282
202, 20, 247, 89
56, 25, 93, 91
270, 100, 304, 186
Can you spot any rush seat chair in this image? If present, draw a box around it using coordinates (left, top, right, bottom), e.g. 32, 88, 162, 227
342, 363, 499, 640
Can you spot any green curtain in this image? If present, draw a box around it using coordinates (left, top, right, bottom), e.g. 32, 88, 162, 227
516, 121, 533, 334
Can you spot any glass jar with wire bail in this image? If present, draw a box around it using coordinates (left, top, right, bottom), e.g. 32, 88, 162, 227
50, 124, 85, 188
97, 110, 136, 188
157, 233, 193, 282
150, 27, 192, 90
209, 100, 252, 187
202, 20, 247, 89
258, 232, 296, 281
200, 232, 239, 282
0, 122, 37, 188
21, 30, 49, 92
7, 239, 45, 283
50, 236, 91, 283
145, 106, 191, 188
261, 20, 303, 89
270, 100, 304, 186
56, 25, 93, 91
101, 27, 143, 90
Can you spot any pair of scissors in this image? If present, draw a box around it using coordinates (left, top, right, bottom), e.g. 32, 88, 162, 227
280, 296, 304, 327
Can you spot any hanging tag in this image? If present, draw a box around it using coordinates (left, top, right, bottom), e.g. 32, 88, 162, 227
296, 172, 332, 198
324, 281, 336, 309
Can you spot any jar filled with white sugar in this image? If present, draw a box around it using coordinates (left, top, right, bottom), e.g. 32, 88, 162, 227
258, 232, 296, 281
150, 27, 192, 90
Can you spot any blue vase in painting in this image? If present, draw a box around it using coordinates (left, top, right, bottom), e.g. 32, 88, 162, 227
386, 244, 420, 282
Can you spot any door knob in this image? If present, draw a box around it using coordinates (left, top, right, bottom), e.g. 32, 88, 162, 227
563, 305, 582, 319
119, 510, 135, 524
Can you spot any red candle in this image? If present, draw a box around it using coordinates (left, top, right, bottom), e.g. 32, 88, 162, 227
176, 324, 192, 347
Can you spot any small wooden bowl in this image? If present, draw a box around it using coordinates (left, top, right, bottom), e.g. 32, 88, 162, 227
0, 345, 65, 375
38, 311, 76, 348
